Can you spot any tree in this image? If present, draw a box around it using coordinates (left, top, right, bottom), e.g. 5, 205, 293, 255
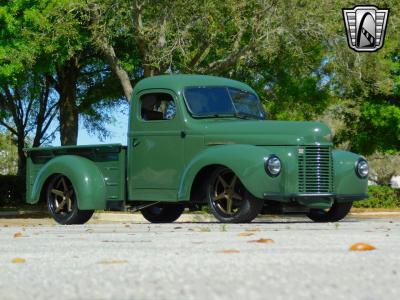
80, 0, 285, 100
0, 73, 59, 175
0, 0, 124, 146
2, 0, 399, 158
0, 132, 18, 175
368, 153, 400, 185
321, 0, 400, 155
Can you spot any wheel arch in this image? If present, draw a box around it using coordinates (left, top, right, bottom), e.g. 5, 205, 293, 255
178, 144, 277, 201
28, 155, 107, 210
37, 173, 60, 205
189, 164, 224, 203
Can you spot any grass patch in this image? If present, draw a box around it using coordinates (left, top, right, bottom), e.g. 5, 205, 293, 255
353, 186, 400, 209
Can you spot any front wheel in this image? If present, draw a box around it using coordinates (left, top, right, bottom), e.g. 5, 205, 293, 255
46, 174, 94, 225
307, 201, 352, 222
141, 203, 184, 223
207, 167, 263, 223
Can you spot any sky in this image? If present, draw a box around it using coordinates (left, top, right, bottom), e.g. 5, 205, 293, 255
50, 109, 129, 146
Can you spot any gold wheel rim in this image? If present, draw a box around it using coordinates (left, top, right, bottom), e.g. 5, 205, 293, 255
51, 176, 73, 214
212, 171, 243, 216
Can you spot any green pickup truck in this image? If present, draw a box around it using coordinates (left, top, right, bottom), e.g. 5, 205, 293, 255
25, 75, 369, 224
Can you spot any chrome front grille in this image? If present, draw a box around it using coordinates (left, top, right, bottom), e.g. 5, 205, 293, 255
298, 145, 333, 193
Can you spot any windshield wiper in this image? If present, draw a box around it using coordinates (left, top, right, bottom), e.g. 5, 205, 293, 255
234, 112, 263, 120
192, 113, 236, 118
193, 112, 263, 120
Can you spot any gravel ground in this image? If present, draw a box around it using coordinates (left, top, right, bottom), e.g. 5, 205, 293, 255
0, 215, 399, 300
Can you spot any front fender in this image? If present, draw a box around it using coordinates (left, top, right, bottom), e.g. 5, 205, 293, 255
178, 144, 283, 200
333, 150, 368, 201
28, 155, 107, 210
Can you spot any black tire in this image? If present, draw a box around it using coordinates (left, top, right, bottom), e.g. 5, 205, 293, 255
46, 174, 94, 225
141, 203, 184, 223
207, 167, 263, 223
307, 201, 352, 222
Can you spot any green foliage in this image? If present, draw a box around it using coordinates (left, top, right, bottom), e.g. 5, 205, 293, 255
325, 0, 400, 154
334, 99, 400, 155
0, 0, 90, 79
0, 133, 18, 175
0, 175, 25, 206
0, 0, 125, 147
353, 186, 400, 209
357, 102, 400, 154
1, 0, 400, 155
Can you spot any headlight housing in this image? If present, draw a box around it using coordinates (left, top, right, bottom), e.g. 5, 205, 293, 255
265, 155, 281, 177
355, 158, 369, 179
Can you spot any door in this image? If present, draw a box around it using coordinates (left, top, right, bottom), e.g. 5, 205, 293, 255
128, 90, 184, 201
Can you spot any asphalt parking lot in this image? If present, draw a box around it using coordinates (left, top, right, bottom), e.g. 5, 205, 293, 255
0, 214, 399, 300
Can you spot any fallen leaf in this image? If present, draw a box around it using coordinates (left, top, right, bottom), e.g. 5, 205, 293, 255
349, 243, 376, 251
219, 249, 240, 254
248, 238, 275, 244
124, 225, 130, 228
11, 258, 26, 264
245, 228, 261, 232
239, 232, 254, 237
13, 232, 23, 238
98, 259, 128, 265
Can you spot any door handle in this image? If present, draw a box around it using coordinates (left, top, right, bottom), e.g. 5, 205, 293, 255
132, 138, 141, 147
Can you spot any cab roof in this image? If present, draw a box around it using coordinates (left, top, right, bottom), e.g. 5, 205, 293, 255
132, 74, 256, 97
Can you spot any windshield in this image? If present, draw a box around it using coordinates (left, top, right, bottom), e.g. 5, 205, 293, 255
184, 87, 266, 119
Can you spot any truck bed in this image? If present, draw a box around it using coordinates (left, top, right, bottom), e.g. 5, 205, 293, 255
25, 144, 127, 207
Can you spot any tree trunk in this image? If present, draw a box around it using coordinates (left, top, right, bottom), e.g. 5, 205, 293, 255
101, 43, 133, 101
143, 66, 156, 77
16, 134, 26, 177
57, 58, 80, 145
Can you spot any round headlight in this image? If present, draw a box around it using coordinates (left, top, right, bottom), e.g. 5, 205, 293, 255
265, 155, 281, 177
356, 159, 369, 178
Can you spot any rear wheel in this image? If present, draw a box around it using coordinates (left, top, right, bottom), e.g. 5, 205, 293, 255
307, 201, 352, 222
141, 203, 184, 223
46, 174, 94, 225
207, 167, 263, 223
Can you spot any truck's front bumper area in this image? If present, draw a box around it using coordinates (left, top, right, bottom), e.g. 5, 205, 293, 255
263, 193, 368, 209
263, 193, 369, 202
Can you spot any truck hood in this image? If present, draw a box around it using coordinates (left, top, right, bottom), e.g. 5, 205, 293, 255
194, 119, 332, 146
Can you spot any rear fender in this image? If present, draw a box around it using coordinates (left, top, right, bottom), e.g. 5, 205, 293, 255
28, 155, 107, 210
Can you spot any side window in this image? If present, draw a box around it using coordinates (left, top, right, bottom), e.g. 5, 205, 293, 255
140, 93, 176, 121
